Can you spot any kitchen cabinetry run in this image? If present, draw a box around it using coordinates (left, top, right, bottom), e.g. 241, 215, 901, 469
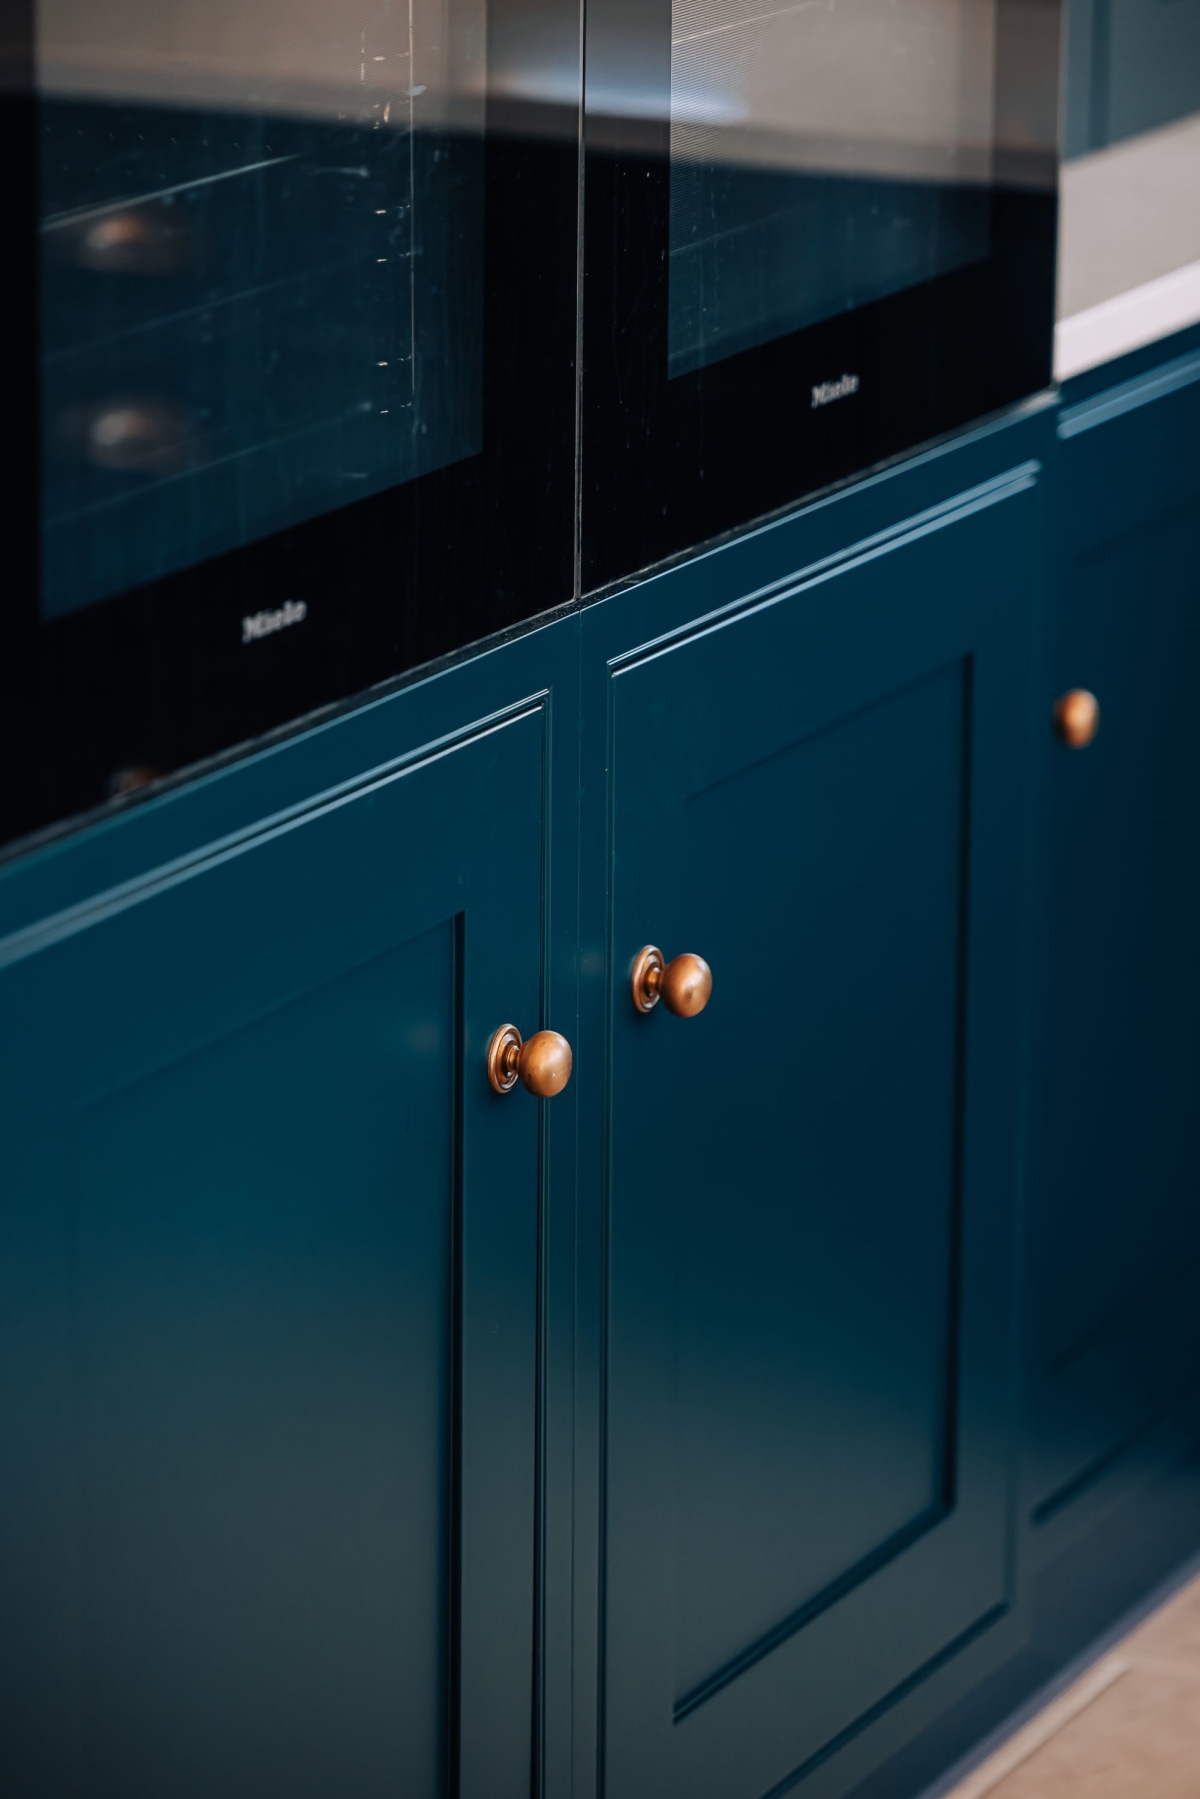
579, 436, 1049, 1799
1029, 344, 1200, 1526
4, 371, 1200, 1799
0, 632, 578, 1799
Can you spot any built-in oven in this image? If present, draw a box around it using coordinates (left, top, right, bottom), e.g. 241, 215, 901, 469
8, 0, 1060, 852
4, 0, 579, 852
581, 0, 1061, 588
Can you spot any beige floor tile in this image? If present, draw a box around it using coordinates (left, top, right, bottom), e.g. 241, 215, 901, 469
1124, 1578, 1200, 1677
945, 1658, 1131, 1799
945, 1570, 1200, 1798
976, 1665, 1200, 1799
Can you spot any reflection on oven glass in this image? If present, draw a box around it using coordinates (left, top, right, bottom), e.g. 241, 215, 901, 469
38, 0, 486, 618
668, 0, 997, 377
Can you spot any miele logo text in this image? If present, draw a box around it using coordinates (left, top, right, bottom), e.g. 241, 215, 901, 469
811, 374, 861, 409
242, 600, 308, 644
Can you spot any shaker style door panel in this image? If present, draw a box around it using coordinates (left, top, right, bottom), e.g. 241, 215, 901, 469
0, 706, 548, 1799
593, 467, 1041, 1799
1031, 365, 1200, 1520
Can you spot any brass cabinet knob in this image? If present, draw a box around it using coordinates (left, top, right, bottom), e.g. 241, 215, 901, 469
1055, 688, 1100, 748
631, 945, 713, 1017
487, 1024, 573, 1098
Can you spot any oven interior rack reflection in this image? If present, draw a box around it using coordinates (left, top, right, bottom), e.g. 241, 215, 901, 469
38, 18, 484, 620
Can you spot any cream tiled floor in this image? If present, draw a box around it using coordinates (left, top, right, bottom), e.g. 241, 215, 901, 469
946, 1568, 1200, 1798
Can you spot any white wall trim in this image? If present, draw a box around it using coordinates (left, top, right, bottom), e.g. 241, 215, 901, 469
1055, 259, 1200, 380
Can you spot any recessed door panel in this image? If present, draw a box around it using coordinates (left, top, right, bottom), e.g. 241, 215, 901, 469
0, 705, 548, 1799
668, 665, 966, 1709
64, 933, 453, 1797
1031, 389, 1200, 1519
595, 469, 1039, 1799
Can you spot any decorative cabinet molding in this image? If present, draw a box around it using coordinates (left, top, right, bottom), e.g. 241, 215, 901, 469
0, 626, 581, 1799
1029, 343, 1200, 1534
581, 452, 1045, 1799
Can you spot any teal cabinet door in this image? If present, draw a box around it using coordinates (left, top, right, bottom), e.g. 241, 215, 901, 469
580, 453, 1044, 1799
1031, 350, 1200, 1522
1104, 0, 1200, 145
1062, 0, 1200, 152
0, 699, 554, 1799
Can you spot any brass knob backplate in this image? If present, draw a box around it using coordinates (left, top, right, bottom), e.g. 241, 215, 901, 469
487, 1024, 573, 1098
631, 945, 713, 1017
1055, 688, 1100, 748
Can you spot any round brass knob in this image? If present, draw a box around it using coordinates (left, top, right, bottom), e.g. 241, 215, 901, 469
631, 945, 713, 1017
1055, 688, 1100, 748
487, 1024, 573, 1098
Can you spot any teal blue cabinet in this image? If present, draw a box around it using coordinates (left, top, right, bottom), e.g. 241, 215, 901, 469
6, 369, 1200, 1799
1105, 0, 1200, 145
1029, 347, 1200, 1525
0, 627, 579, 1799
1062, 0, 1200, 154
577, 420, 1051, 1799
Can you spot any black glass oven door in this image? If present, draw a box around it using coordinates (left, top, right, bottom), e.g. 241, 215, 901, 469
582, 0, 1059, 590
5, 0, 579, 853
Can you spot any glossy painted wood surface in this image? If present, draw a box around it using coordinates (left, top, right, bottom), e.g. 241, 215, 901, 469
579, 417, 1051, 1799
3, 355, 1200, 1799
0, 622, 581, 1799
1063, 0, 1200, 153
1029, 346, 1200, 1525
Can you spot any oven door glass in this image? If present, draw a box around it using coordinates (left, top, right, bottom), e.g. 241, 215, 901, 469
582, 0, 1059, 588
5, 0, 578, 851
